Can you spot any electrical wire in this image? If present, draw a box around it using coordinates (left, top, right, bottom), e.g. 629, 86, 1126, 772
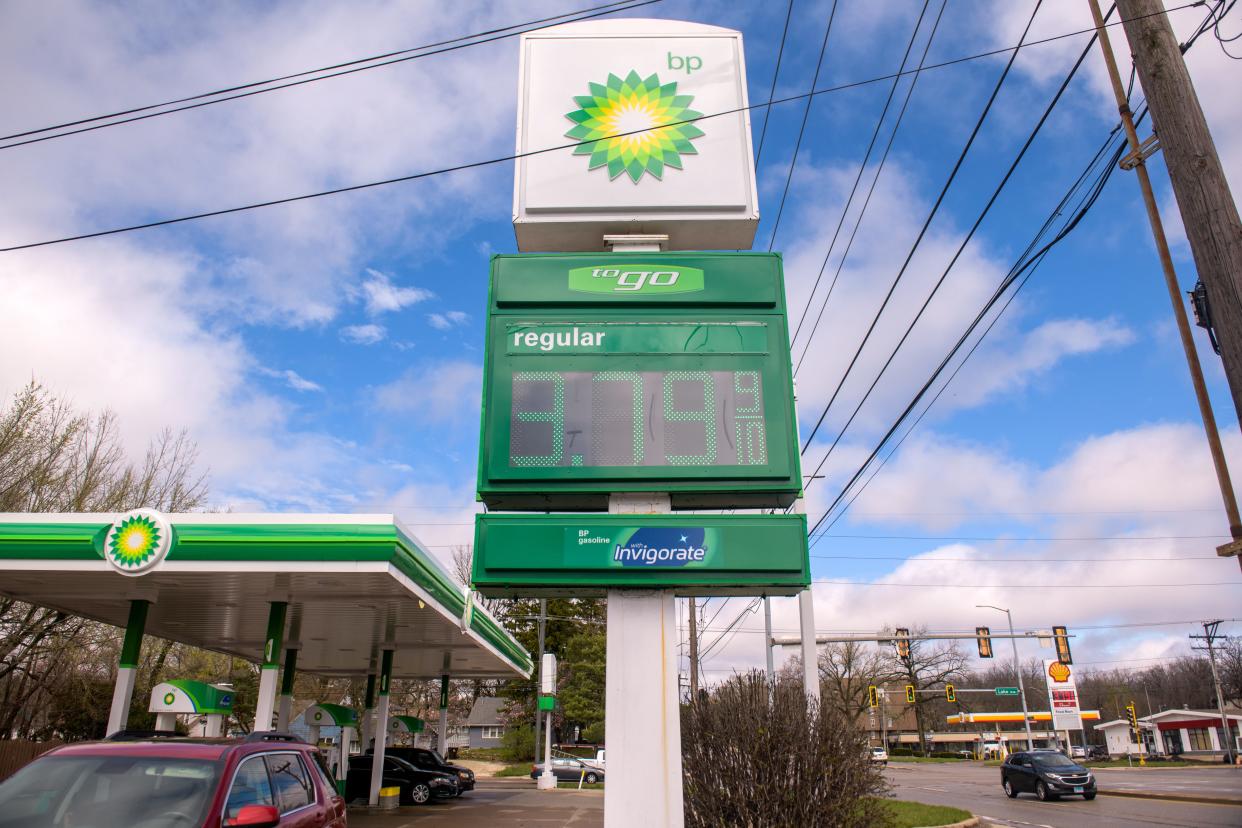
0, 0, 662, 151
811, 554, 1221, 562
797, 0, 1047, 456
789, 0, 938, 353
815, 532, 1227, 541
0, 2, 1203, 253
812, 578, 1241, 588
815, 135, 1125, 535
752, 0, 796, 169
765, 0, 839, 253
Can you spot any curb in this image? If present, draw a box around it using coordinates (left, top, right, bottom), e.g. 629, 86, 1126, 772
929, 818, 979, 828
1098, 789, 1242, 806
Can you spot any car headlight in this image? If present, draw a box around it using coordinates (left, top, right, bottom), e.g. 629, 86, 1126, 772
459, 771, 470, 779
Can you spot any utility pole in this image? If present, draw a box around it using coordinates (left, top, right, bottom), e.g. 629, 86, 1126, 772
1118, 0, 1242, 436
978, 605, 1034, 751
1190, 620, 1237, 764
534, 598, 546, 760
687, 597, 699, 698
1090, 0, 1242, 569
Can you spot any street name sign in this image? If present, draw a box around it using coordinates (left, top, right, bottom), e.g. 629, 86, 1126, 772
513, 19, 759, 251
471, 513, 809, 597
477, 252, 800, 510
995, 687, 1020, 696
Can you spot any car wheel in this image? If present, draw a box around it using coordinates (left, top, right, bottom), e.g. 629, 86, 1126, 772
1003, 779, 1018, 799
1083, 792, 1096, 801
585, 772, 599, 784
1036, 781, 1056, 801
410, 783, 432, 804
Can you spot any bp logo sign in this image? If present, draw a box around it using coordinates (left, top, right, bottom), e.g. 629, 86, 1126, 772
568, 265, 704, 294
564, 70, 705, 183
103, 509, 172, 576
163, 692, 176, 706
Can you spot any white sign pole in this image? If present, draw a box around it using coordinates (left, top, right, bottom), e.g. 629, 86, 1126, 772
605, 491, 684, 828
538, 652, 558, 790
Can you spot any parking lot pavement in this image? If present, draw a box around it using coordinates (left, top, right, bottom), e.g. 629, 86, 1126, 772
885, 761, 1242, 828
348, 779, 602, 827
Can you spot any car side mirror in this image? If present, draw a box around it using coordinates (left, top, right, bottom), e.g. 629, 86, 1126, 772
224, 805, 281, 828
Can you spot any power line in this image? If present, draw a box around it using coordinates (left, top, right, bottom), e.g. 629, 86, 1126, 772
0, 0, 661, 151
811, 554, 1221, 562
765, 0, 839, 253
752, 0, 795, 170
789, 0, 940, 354
814, 123, 1133, 536
796, 0, 1046, 456
812, 578, 1242, 588
815, 532, 1226, 541
806, 102, 1134, 540
0, 2, 1202, 253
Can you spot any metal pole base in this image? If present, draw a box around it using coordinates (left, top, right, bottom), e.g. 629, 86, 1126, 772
604, 588, 684, 828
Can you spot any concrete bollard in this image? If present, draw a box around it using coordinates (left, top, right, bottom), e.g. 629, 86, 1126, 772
378, 786, 401, 810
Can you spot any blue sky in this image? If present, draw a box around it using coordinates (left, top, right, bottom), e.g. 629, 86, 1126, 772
2, 0, 1240, 681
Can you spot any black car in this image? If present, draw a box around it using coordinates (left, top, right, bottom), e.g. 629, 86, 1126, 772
379, 746, 476, 793
1001, 750, 1097, 801
345, 753, 459, 805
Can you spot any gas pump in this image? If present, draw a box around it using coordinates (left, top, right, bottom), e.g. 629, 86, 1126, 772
148, 680, 233, 736
302, 702, 358, 794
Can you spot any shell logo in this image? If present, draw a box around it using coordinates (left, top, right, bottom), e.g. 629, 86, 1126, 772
1048, 661, 1071, 683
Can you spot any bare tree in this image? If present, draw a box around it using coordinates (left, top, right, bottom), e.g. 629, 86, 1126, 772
881, 626, 967, 755
0, 382, 209, 738
818, 641, 900, 725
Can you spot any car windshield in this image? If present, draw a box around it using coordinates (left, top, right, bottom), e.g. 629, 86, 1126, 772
0, 754, 220, 828
428, 750, 448, 765
1033, 753, 1078, 768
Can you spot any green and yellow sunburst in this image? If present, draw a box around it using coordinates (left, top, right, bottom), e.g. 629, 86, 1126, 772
108, 514, 161, 570
565, 70, 705, 183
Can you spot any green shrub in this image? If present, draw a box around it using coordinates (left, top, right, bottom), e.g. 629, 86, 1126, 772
499, 722, 535, 762
888, 748, 917, 757
929, 751, 965, 759
581, 721, 605, 744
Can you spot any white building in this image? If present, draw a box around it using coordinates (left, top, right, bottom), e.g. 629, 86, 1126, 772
1097, 708, 1242, 759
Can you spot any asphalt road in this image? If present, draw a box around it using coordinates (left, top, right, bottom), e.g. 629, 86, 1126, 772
884, 762, 1242, 828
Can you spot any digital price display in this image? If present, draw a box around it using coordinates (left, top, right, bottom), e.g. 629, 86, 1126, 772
478, 253, 800, 510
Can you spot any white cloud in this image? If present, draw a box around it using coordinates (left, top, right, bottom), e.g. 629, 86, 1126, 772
373, 360, 481, 423
340, 323, 386, 345
358, 270, 433, 316
427, 310, 470, 330
259, 367, 324, 393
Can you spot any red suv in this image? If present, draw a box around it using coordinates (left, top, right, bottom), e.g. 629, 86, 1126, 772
0, 731, 347, 827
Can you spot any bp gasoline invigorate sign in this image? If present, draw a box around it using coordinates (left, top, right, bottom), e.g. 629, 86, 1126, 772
477, 252, 800, 510
472, 513, 809, 597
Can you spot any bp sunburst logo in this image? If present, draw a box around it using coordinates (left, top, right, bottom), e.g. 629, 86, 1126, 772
564, 70, 705, 183
103, 509, 172, 576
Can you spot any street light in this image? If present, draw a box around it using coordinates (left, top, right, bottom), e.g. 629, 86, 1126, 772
977, 604, 1034, 752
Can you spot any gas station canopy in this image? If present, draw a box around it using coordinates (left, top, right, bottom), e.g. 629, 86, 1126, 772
0, 513, 531, 679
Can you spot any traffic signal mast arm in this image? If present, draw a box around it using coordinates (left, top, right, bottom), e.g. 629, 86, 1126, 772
770, 630, 1072, 645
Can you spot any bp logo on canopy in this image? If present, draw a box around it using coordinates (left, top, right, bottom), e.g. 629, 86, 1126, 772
102, 509, 172, 576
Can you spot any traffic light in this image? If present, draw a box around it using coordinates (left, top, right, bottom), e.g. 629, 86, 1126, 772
905, 684, 916, 704
868, 685, 879, 708
895, 627, 911, 660
945, 683, 956, 703
1053, 625, 1073, 665
976, 626, 993, 658
1125, 702, 1139, 732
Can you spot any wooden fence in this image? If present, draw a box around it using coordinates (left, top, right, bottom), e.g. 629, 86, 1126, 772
0, 739, 63, 781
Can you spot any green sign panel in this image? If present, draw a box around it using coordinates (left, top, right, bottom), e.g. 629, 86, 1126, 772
478, 253, 801, 510
471, 513, 809, 597
995, 687, 1020, 697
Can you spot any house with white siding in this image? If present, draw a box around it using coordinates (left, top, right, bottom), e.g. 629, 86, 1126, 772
1097, 707, 1242, 760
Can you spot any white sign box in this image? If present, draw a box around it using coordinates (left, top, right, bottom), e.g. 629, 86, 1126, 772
513, 18, 759, 252
1043, 660, 1083, 732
